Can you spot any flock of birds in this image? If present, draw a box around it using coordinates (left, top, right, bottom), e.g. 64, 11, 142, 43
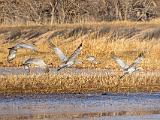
7, 41, 144, 79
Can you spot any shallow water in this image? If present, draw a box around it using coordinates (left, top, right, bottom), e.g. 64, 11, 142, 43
0, 67, 159, 77
0, 93, 160, 120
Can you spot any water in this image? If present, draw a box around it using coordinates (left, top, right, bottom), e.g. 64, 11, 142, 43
0, 67, 159, 77
0, 93, 159, 120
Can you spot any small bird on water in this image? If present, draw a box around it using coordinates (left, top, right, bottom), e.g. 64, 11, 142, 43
48, 41, 83, 71
111, 52, 144, 79
7, 43, 38, 62
21, 58, 49, 73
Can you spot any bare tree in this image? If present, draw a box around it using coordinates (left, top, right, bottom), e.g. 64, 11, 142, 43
0, 0, 159, 24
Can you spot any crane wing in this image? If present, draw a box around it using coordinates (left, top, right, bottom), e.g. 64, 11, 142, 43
112, 55, 129, 70
48, 41, 68, 62
130, 52, 144, 67
67, 43, 82, 63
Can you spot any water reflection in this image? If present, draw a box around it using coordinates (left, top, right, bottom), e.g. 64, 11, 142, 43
0, 93, 160, 120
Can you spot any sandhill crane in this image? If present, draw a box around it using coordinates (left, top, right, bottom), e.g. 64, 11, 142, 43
9, 43, 37, 51
86, 55, 97, 64
21, 58, 49, 73
48, 41, 68, 62
7, 43, 37, 62
48, 41, 82, 71
111, 52, 144, 79
7, 48, 17, 62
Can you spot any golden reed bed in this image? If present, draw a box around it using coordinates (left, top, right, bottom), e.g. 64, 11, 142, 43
0, 74, 160, 94
0, 72, 160, 94
0, 21, 160, 94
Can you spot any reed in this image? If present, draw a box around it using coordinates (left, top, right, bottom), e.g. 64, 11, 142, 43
0, 72, 159, 94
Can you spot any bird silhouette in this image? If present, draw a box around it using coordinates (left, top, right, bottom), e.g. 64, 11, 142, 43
48, 41, 68, 62
8, 43, 37, 51
7, 43, 37, 62
7, 48, 17, 62
111, 52, 144, 79
58, 43, 82, 71
48, 41, 82, 71
21, 58, 49, 73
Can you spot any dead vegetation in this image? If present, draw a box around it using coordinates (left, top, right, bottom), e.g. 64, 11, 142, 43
0, 0, 159, 25
0, 72, 159, 94
130, 27, 160, 40
21, 28, 49, 40
0, 21, 160, 44
5, 30, 21, 42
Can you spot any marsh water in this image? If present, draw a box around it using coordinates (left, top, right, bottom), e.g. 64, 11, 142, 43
0, 93, 160, 120
0, 67, 160, 120
0, 67, 159, 77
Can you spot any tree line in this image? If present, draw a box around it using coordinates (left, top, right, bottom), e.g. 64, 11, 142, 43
0, 0, 159, 25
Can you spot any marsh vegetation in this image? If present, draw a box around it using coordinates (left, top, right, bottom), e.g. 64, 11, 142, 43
0, 20, 160, 94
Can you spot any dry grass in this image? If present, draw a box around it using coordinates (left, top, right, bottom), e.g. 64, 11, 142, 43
0, 38, 160, 70
0, 72, 159, 94
1, 18, 160, 28
0, 20, 160, 94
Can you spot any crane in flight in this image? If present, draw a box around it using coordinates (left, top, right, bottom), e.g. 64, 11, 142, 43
111, 52, 144, 79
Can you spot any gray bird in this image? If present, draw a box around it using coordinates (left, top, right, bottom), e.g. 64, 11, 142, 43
7, 43, 37, 62
48, 41, 68, 62
7, 48, 17, 62
9, 43, 37, 51
21, 58, 49, 73
86, 55, 97, 64
48, 41, 83, 71
56, 43, 82, 71
112, 52, 144, 79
